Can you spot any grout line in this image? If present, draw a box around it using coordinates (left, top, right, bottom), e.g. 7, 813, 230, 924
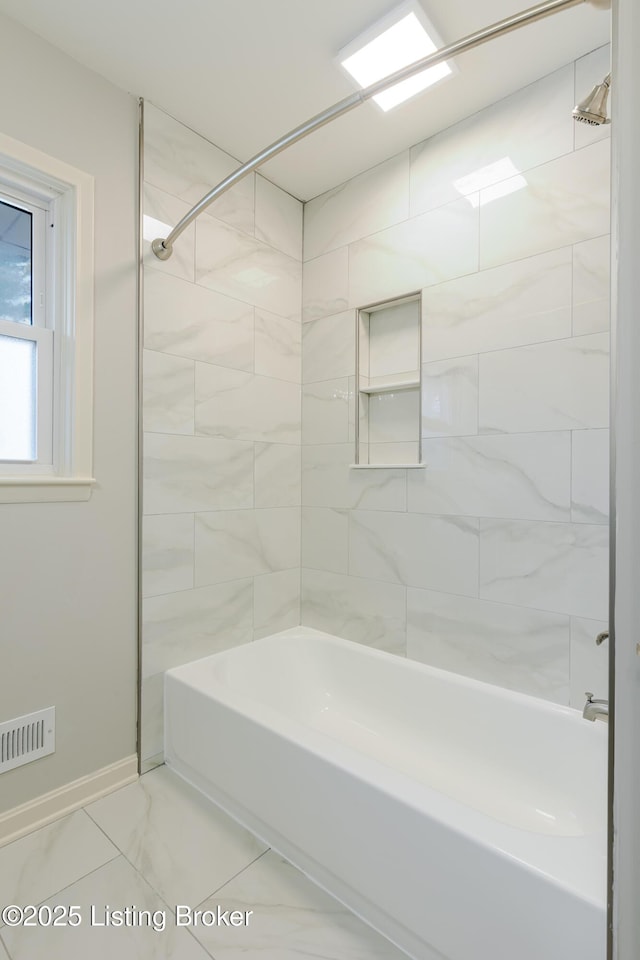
193, 848, 272, 909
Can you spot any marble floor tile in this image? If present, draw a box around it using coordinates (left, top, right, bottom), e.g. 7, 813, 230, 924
85, 766, 267, 908
191, 850, 408, 960
302, 247, 349, 323
0, 810, 118, 912
1, 855, 212, 960
0, 936, 9, 959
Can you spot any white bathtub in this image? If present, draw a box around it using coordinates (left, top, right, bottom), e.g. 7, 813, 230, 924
165, 626, 607, 960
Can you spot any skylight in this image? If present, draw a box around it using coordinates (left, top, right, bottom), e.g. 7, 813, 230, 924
338, 2, 452, 112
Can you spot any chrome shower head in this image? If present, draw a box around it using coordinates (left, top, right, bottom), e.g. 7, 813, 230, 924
573, 72, 611, 125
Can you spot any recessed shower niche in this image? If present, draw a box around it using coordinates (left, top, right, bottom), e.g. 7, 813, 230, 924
355, 294, 424, 467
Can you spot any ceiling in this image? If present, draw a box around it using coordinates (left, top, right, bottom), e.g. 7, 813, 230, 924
0, 0, 609, 200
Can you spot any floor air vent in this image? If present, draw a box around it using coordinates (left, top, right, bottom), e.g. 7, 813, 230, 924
0, 707, 55, 773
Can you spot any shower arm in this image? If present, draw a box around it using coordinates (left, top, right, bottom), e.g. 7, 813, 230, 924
152, 0, 603, 260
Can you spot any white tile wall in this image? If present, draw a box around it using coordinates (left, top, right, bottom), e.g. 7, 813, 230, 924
142, 104, 303, 763
301, 48, 610, 705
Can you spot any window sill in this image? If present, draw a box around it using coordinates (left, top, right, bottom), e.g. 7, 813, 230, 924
0, 477, 96, 503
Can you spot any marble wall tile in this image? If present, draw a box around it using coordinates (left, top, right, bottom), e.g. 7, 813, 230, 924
368, 389, 420, 444
195, 364, 301, 444
254, 442, 301, 507
410, 65, 575, 217
479, 139, 610, 270
144, 103, 255, 235
303, 311, 356, 383
255, 309, 301, 383
479, 518, 609, 620
479, 333, 609, 434
1, 855, 214, 960
304, 151, 410, 260
349, 510, 479, 596
348, 198, 478, 307
301, 569, 406, 656
302, 444, 407, 510
142, 579, 253, 677
195, 508, 300, 586
410, 432, 571, 522
570, 616, 609, 708
302, 378, 350, 444
142, 514, 194, 598
302, 247, 349, 322
255, 175, 303, 259
191, 850, 408, 960
0, 810, 117, 912
407, 588, 570, 703
196, 217, 301, 321
302, 507, 349, 574
144, 433, 254, 514
368, 441, 420, 465
422, 355, 479, 438
572, 428, 609, 523
144, 270, 254, 370
574, 45, 611, 151
86, 767, 267, 907
368, 300, 420, 380
253, 568, 301, 640
573, 234, 610, 335
422, 247, 572, 362
143, 184, 195, 283
143, 350, 194, 435
140, 672, 164, 763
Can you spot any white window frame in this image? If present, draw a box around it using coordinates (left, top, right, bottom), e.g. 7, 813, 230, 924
0, 132, 95, 503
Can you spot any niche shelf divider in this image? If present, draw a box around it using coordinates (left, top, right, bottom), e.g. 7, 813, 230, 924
353, 292, 425, 469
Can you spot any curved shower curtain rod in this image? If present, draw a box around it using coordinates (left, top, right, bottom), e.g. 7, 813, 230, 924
151, 0, 609, 260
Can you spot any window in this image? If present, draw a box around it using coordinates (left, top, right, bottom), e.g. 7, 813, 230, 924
0, 132, 95, 502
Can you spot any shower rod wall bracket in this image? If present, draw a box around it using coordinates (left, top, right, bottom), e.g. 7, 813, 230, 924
152, 0, 609, 260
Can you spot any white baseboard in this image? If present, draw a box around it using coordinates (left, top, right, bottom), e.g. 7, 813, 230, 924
0, 755, 138, 847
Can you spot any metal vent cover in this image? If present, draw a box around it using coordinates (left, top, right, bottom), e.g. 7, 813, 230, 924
0, 707, 55, 773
